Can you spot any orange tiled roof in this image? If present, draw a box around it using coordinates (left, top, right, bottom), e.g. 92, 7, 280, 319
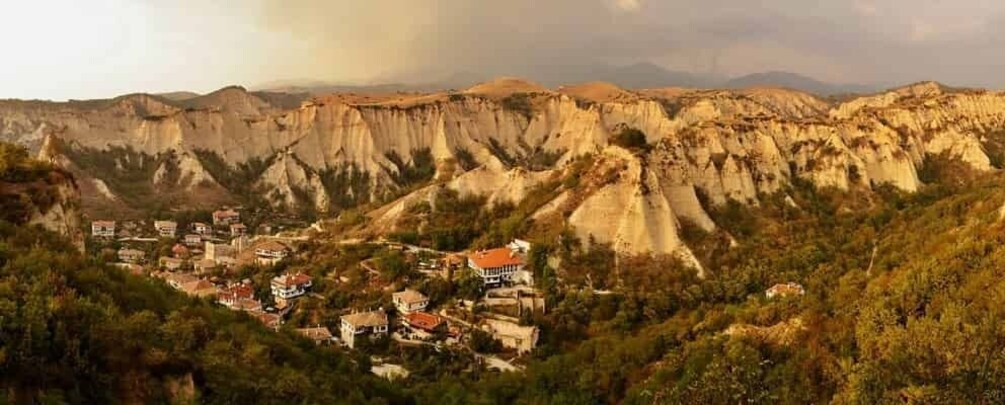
469, 248, 523, 269
404, 312, 444, 332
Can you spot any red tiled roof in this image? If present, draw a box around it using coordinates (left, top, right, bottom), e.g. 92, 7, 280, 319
273, 273, 312, 288
405, 312, 444, 332
219, 284, 255, 301
92, 220, 115, 227
469, 248, 523, 269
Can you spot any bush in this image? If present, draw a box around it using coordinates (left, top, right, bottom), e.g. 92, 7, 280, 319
610, 126, 649, 152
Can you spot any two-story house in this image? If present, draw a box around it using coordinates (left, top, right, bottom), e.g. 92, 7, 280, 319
255, 241, 291, 266
154, 220, 177, 237
270, 273, 313, 306
192, 222, 212, 235
468, 247, 525, 286
392, 289, 429, 314
92, 220, 116, 238
340, 310, 389, 348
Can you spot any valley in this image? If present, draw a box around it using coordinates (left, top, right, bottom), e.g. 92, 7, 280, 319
4, 77, 1005, 402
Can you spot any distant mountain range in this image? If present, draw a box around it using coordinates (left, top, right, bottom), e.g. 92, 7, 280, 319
251, 63, 885, 97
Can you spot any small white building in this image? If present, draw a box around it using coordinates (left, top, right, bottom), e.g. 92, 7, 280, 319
91, 220, 116, 238
154, 220, 178, 238
392, 289, 429, 314
192, 222, 212, 235
340, 310, 389, 349
183, 234, 202, 246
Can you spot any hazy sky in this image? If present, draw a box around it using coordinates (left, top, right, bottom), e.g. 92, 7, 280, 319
4, 0, 1005, 100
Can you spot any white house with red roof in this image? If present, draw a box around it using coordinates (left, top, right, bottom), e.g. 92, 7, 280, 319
212, 209, 241, 226
468, 247, 526, 286
270, 273, 313, 304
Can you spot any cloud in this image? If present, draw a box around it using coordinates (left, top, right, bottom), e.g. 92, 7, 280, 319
612, 0, 643, 12
8, 0, 1005, 100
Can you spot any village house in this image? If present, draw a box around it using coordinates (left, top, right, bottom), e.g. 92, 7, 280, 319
392, 289, 429, 314
179, 279, 218, 298
256, 312, 282, 330
154, 220, 177, 237
194, 258, 218, 274
484, 287, 546, 317
296, 326, 335, 345
340, 310, 389, 349
91, 220, 116, 238
183, 234, 202, 246
117, 247, 146, 264
270, 273, 313, 306
766, 282, 806, 299
159, 256, 185, 271
192, 222, 211, 236
468, 247, 525, 286
403, 312, 446, 338
217, 282, 261, 311
255, 241, 291, 266
205, 241, 237, 266
212, 208, 241, 226
162, 272, 199, 290
483, 319, 539, 354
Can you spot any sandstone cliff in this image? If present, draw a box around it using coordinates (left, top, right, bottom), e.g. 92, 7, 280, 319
2, 79, 1003, 262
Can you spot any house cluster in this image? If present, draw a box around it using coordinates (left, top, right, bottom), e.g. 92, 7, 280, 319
93, 207, 300, 276
90, 207, 247, 241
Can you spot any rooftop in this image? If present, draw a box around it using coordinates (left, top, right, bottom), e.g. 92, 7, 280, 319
296, 327, 333, 341
272, 273, 312, 288
341, 310, 388, 328
257, 241, 290, 253
470, 248, 524, 269
393, 289, 427, 304
92, 220, 115, 227
404, 312, 444, 332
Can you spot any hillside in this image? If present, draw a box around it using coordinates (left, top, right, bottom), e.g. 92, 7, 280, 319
0, 146, 403, 403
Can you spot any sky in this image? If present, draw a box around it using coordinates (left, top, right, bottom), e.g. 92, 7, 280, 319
4, 0, 1005, 100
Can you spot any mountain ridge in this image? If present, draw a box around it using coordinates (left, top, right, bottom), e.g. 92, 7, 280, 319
1, 78, 999, 263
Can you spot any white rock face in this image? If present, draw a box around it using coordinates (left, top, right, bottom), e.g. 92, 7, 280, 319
1, 80, 1002, 260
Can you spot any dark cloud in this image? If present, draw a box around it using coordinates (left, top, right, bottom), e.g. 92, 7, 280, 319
258, 0, 1005, 88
